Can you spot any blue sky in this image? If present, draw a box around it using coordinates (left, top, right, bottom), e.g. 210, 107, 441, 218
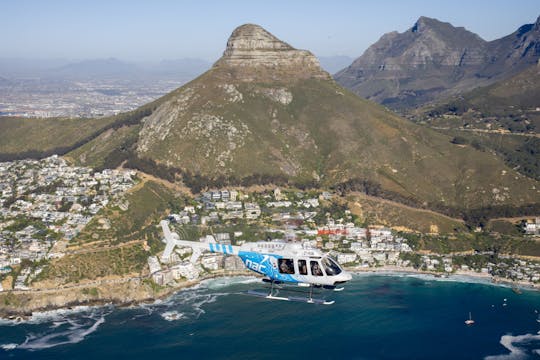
2, 0, 539, 62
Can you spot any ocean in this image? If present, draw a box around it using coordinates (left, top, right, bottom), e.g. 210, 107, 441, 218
0, 274, 539, 359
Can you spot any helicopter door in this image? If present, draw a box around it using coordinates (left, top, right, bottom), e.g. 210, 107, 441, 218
310, 260, 324, 276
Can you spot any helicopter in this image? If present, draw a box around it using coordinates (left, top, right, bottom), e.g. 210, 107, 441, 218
160, 220, 352, 305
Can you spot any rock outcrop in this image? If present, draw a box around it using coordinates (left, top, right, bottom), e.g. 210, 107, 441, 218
213, 24, 330, 81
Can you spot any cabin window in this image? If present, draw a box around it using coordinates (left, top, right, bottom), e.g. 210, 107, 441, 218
298, 259, 307, 275
278, 258, 294, 274
310, 260, 324, 276
322, 257, 342, 276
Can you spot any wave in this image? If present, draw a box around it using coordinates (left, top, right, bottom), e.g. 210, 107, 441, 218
484, 331, 540, 360
171, 288, 227, 318
200, 276, 259, 289
129, 276, 254, 322
1, 308, 111, 351
0, 305, 113, 326
161, 311, 184, 321
134, 285, 236, 322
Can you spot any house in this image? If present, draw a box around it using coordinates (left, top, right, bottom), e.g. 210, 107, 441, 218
147, 256, 161, 274
220, 190, 230, 201
274, 188, 283, 200
244, 203, 261, 219
524, 218, 540, 235
170, 262, 199, 280
337, 253, 357, 264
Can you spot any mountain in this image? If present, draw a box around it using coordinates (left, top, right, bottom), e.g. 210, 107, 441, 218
482, 16, 540, 77
147, 58, 211, 78
0, 57, 210, 82
0, 76, 10, 86
415, 63, 540, 181
422, 62, 540, 132
317, 55, 355, 74
53, 58, 140, 78
64, 23, 539, 211
335, 15, 540, 111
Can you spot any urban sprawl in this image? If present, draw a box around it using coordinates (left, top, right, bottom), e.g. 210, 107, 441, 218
0, 156, 539, 294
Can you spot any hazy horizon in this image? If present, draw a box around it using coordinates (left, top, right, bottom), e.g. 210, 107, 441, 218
2, 0, 539, 63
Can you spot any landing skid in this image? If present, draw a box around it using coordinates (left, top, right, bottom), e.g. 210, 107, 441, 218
246, 290, 335, 305
246, 280, 335, 305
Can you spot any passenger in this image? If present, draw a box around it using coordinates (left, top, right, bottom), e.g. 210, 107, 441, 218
311, 262, 323, 276
279, 259, 291, 274
299, 262, 307, 275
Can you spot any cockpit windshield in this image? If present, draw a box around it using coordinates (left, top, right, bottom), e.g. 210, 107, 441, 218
322, 257, 342, 276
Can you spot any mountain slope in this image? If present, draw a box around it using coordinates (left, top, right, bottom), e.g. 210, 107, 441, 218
414, 63, 540, 181
421, 63, 540, 133
335, 15, 540, 110
101, 24, 538, 210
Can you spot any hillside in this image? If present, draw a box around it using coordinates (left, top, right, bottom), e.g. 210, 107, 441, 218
335, 15, 540, 111
0, 23, 539, 214
81, 24, 539, 211
419, 63, 540, 133
412, 63, 540, 181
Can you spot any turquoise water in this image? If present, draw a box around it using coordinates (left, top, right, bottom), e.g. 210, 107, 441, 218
1, 274, 539, 359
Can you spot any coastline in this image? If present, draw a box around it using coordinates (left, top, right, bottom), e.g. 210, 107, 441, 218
346, 265, 540, 290
0, 270, 252, 321
0, 266, 538, 321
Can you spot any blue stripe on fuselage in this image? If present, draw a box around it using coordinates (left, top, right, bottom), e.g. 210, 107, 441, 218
237, 251, 298, 283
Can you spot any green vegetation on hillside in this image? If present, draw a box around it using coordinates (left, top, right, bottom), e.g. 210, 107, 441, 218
39, 244, 148, 284
72, 180, 180, 247
433, 130, 540, 180
400, 231, 540, 257
420, 65, 540, 134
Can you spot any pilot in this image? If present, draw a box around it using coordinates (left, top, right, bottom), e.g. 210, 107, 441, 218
311, 262, 323, 276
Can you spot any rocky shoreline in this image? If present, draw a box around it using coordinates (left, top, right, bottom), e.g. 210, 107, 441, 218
0, 270, 251, 321
0, 266, 537, 321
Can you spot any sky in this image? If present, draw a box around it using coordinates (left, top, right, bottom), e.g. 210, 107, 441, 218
2, 0, 539, 62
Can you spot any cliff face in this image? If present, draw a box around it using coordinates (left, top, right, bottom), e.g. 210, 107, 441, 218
483, 15, 540, 75
212, 24, 330, 82
335, 15, 540, 110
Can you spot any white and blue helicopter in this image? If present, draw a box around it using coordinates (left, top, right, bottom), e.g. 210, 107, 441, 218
160, 220, 352, 305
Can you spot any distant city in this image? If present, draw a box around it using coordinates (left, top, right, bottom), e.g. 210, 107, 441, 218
0, 56, 351, 118
0, 78, 187, 118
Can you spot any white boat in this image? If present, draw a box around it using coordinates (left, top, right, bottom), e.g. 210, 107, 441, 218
465, 312, 475, 325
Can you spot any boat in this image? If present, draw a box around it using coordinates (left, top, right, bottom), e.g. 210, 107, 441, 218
512, 287, 522, 295
465, 312, 475, 325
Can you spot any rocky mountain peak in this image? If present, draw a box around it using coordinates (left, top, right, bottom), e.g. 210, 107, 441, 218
213, 23, 330, 81
223, 24, 294, 55
411, 16, 438, 33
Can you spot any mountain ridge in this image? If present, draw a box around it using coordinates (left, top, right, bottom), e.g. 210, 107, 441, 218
0, 23, 538, 214
335, 15, 540, 110
75, 23, 539, 211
